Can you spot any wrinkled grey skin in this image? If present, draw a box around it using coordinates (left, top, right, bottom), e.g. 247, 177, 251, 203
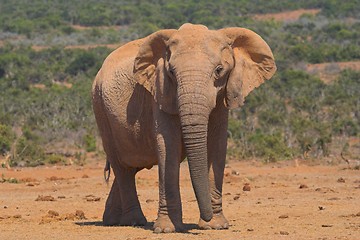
92, 23, 276, 233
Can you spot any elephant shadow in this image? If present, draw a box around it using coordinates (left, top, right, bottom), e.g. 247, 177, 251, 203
75, 221, 200, 234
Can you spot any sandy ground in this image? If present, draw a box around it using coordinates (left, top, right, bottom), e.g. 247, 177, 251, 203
1, 160, 359, 240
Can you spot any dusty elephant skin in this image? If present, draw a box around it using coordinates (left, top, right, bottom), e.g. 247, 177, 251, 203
92, 23, 276, 233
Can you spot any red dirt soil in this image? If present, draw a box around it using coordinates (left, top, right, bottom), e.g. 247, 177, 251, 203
1, 160, 359, 239
253, 9, 321, 22
306, 61, 360, 83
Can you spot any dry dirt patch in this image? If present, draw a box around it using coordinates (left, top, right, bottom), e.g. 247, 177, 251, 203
306, 61, 360, 83
0, 160, 359, 239
253, 8, 321, 22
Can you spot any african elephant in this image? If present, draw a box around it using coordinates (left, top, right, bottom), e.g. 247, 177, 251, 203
92, 23, 276, 233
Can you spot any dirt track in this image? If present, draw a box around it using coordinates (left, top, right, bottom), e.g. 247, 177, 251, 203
1, 160, 359, 240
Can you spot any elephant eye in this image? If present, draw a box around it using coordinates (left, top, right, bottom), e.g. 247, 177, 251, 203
215, 65, 224, 78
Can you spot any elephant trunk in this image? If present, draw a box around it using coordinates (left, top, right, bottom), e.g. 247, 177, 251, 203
177, 79, 213, 222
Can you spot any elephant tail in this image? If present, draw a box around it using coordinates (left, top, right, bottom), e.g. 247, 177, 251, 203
104, 160, 111, 184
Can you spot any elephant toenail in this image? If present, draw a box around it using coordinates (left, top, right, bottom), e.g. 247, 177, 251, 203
154, 227, 162, 233
164, 227, 172, 233
223, 223, 229, 229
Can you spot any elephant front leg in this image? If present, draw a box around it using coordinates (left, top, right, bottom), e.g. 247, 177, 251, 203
153, 112, 184, 233
154, 152, 183, 233
198, 165, 229, 230
198, 106, 229, 230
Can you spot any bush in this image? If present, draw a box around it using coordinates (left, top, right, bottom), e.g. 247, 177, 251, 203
84, 132, 96, 152
0, 124, 14, 155
45, 154, 65, 165
65, 51, 97, 75
12, 136, 45, 167
248, 131, 293, 161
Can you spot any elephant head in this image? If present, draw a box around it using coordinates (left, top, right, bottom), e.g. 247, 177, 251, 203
134, 23, 276, 222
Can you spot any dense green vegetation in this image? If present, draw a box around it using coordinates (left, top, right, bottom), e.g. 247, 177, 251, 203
0, 0, 359, 166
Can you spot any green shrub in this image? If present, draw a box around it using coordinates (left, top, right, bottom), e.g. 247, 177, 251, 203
45, 154, 65, 165
84, 133, 96, 152
0, 124, 14, 155
248, 131, 293, 161
11, 135, 46, 167
65, 51, 97, 75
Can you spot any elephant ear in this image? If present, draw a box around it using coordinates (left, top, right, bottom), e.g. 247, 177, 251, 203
134, 29, 177, 114
220, 28, 276, 109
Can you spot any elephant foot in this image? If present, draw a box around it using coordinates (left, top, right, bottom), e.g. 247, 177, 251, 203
153, 215, 184, 233
120, 209, 147, 226
198, 213, 229, 230
103, 206, 122, 226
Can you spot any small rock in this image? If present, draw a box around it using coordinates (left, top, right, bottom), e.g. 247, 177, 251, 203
87, 197, 100, 202
233, 196, 240, 200
337, 177, 345, 183
279, 214, 289, 219
35, 195, 55, 201
82, 174, 89, 179
299, 184, 308, 189
4, 206, 8, 209
75, 210, 86, 220
13, 214, 22, 219
85, 195, 100, 202
247, 228, 254, 232
318, 206, 325, 211
321, 224, 333, 227
63, 213, 76, 221
243, 183, 251, 191
48, 176, 64, 181
280, 231, 289, 235
57, 195, 66, 199
145, 199, 154, 203
47, 210, 59, 217
231, 170, 240, 175
356, 212, 360, 217
315, 187, 335, 193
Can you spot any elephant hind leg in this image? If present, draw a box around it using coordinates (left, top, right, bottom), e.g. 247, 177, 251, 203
103, 167, 147, 226
113, 166, 147, 226
103, 177, 122, 225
